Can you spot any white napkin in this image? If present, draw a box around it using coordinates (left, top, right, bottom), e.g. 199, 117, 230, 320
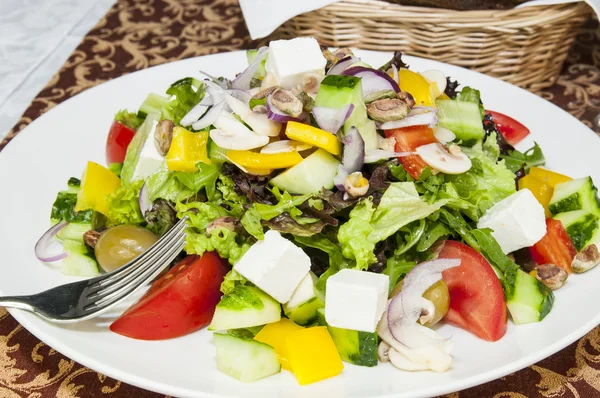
238, 0, 340, 40
239, 0, 598, 40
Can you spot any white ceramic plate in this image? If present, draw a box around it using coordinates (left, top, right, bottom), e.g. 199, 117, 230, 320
0, 50, 598, 398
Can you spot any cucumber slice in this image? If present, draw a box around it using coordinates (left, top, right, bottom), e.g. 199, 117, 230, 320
505, 268, 553, 325
283, 273, 323, 326
549, 177, 600, 216
61, 240, 99, 277
554, 210, 600, 251
315, 75, 377, 150
316, 308, 378, 366
436, 100, 485, 141
137, 93, 170, 119
209, 285, 281, 331
56, 223, 91, 242
270, 149, 340, 194
214, 333, 281, 382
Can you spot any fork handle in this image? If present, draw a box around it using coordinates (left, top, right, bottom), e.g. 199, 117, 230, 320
0, 296, 35, 312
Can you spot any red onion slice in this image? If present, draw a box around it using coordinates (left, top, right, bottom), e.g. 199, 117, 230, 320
342, 66, 401, 96
327, 56, 359, 76
192, 100, 225, 131
387, 258, 460, 348
378, 111, 438, 130
333, 164, 349, 192
312, 104, 354, 134
266, 95, 302, 123
35, 221, 68, 263
364, 149, 414, 164
232, 46, 268, 90
341, 126, 364, 173
139, 182, 152, 215
180, 96, 212, 127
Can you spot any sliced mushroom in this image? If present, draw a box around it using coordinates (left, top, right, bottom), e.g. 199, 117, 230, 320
378, 341, 391, 363
535, 264, 568, 290
270, 89, 303, 117
344, 172, 369, 198
206, 216, 241, 235
154, 119, 174, 156
388, 348, 430, 372
421, 70, 447, 98
261, 72, 279, 90
433, 126, 456, 144
367, 98, 410, 123
572, 244, 600, 273
397, 91, 416, 108
225, 94, 281, 137
210, 112, 269, 150
415, 143, 472, 175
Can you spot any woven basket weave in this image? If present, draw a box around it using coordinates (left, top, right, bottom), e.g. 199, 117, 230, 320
272, 0, 591, 91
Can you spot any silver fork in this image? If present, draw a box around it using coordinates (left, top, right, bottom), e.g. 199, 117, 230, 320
0, 216, 188, 323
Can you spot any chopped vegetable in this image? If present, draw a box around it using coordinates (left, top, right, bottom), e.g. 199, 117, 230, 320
75, 161, 121, 215
165, 127, 211, 172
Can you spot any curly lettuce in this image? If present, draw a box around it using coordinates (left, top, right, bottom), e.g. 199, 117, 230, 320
105, 180, 145, 226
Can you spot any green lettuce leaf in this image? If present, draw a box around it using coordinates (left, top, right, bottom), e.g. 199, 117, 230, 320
162, 78, 205, 125
448, 134, 516, 215
500, 142, 545, 173
384, 256, 416, 294
176, 201, 250, 265
221, 269, 248, 295
147, 162, 219, 203
121, 112, 160, 185
254, 187, 312, 221
105, 180, 145, 226
241, 206, 264, 240
338, 197, 377, 270
114, 109, 144, 130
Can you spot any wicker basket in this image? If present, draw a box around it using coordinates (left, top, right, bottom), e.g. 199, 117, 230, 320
271, 0, 591, 91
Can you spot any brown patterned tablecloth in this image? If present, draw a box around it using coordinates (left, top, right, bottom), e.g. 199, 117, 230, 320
1, 1, 600, 396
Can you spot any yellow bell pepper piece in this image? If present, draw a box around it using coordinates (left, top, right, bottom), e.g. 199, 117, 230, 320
166, 127, 211, 172
529, 166, 571, 188
254, 319, 304, 370
399, 69, 435, 107
75, 161, 121, 215
284, 326, 343, 385
226, 150, 303, 170
518, 175, 554, 217
285, 121, 340, 156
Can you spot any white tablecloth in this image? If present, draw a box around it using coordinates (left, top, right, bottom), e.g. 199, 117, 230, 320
0, 0, 116, 139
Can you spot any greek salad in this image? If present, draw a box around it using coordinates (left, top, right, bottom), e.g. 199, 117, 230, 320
37, 37, 600, 385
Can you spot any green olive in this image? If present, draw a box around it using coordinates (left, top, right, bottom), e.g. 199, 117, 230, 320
95, 225, 158, 272
390, 279, 450, 327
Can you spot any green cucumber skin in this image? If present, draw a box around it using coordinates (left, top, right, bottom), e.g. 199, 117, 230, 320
549, 177, 600, 216
314, 309, 378, 367
283, 296, 324, 326
555, 211, 600, 251
506, 269, 554, 324
214, 333, 281, 383
209, 285, 281, 331
436, 100, 485, 141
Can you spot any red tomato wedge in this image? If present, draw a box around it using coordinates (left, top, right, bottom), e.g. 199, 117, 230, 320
486, 110, 530, 146
106, 120, 136, 164
110, 252, 228, 340
438, 240, 507, 342
530, 219, 576, 274
384, 125, 438, 179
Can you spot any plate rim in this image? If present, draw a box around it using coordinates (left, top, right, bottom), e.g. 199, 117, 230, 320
3, 49, 599, 398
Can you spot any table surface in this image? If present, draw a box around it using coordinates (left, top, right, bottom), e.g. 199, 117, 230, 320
1, 1, 600, 397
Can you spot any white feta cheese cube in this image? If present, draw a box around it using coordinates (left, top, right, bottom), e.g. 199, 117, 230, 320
234, 230, 310, 303
132, 119, 163, 180
477, 189, 547, 254
325, 269, 389, 333
265, 37, 326, 89
286, 272, 317, 309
